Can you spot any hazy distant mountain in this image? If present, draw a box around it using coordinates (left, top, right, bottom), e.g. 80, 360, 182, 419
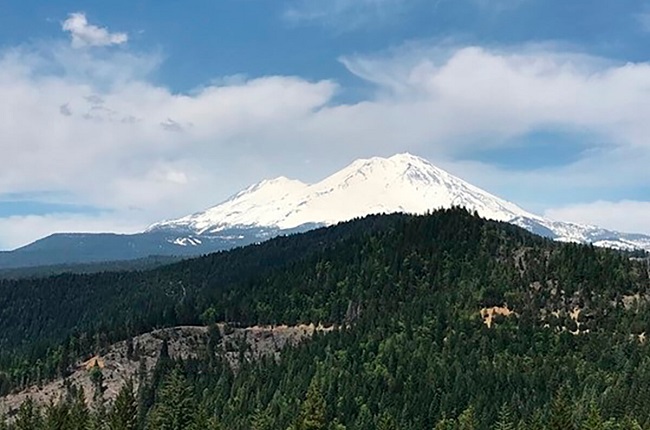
1, 153, 648, 269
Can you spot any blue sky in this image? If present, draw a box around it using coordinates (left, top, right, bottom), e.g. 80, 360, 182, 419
0, 0, 650, 249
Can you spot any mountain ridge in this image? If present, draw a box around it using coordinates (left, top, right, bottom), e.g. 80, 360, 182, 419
150, 152, 650, 252
0, 153, 648, 269
148, 153, 536, 234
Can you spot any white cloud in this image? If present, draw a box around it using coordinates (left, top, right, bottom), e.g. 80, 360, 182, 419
3, 33, 650, 248
545, 201, 650, 235
62, 12, 128, 48
0, 42, 338, 249
338, 45, 650, 146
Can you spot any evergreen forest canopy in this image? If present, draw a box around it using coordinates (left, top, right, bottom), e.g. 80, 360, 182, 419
1, 208, 650, 429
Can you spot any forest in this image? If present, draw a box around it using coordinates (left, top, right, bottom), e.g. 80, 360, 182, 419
1, 208, 650, 429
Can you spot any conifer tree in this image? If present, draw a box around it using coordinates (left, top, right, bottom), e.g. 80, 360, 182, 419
582, 401, 604, 430
147, 368, 195, 430
494, 404, 515, 430
191, 403, 221, 430
44, 400, 71, 430
295, 379, 327, 430
109, 380, 138, 430
251, 407, 274, 430
377, 411, 399, 430
69, 387, 90, 430
458, 406, 477, 430
549, 388, 575, 430
15, 398, 42, 430
524, 410, 545, 430
89, 364, 105, 404
618, 417, 643, 430
434, 416, 457, 430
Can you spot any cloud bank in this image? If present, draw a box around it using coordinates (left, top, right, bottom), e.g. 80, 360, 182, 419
546, 201, 650, 236
1, 14, 650, 248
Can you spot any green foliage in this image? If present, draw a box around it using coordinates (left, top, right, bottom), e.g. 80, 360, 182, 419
251, 407, 274, 430
549, 388, 575, 430
44, 400, 71, 429
147, 369, 195, 430
435, 416, 458, 430
15, 398, 42, 430
494, 404, 515, 430
582, 401, 604, 430
2, 209, 650, 430
109, 380, 138, 430
458, 406, 477, 430
295, 379, 327, 430
377, 412, 399, 430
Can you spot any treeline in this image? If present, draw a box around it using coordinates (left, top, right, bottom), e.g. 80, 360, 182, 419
3, 344, 649, 430
1, 209, 650, 428
0, 255, 182, 280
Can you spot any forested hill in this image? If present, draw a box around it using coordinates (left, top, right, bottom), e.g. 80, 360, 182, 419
2, 208, 650, 429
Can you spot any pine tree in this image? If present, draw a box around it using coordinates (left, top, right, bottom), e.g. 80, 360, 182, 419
44, 400, 71, 430
251, 407, 274, 430
549, 389, 575, 430
109, 380, 138, 430
582, 401, 604, 430
524, 410, 545, 430
458, 406, 477, 430
69, 386, 90, 430
147, 368, 195, 430
136, 359, 151, 430
89, 364, 105, 404
353, 405, 373, 430
377, 411, 399, 430
295, 379, 327, 430
618, 417, 643, 430
434, 416, 457, 430
191, 404, 221, 430
15, 398, 42, 430
494, 404, 515, 430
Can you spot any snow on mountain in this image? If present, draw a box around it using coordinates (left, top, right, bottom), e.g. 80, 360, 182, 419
150, 153, 533, 232
149, 153, 650, 252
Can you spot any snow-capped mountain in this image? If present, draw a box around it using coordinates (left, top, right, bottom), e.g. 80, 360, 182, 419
150, 153, 650, 252
2, 153, 648, 270
149, 153, 534, 233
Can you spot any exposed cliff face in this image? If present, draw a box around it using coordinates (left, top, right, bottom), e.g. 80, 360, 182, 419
0, 323, 333, 417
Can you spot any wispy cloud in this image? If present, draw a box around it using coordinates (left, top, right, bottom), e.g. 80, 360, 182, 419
638, 12, 650, 32
283, 0, 527, 30
62, 12, 128, 48
545, 201, 650, 235
284, 0, 414, 30
472, 0, 529, 12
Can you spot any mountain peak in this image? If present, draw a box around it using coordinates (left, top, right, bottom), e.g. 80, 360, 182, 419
151, 153, 534, 234
236, 175, 307, 198
145, 153, 650, 252
389, 151, 429, 164
343, 152, 433, 172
